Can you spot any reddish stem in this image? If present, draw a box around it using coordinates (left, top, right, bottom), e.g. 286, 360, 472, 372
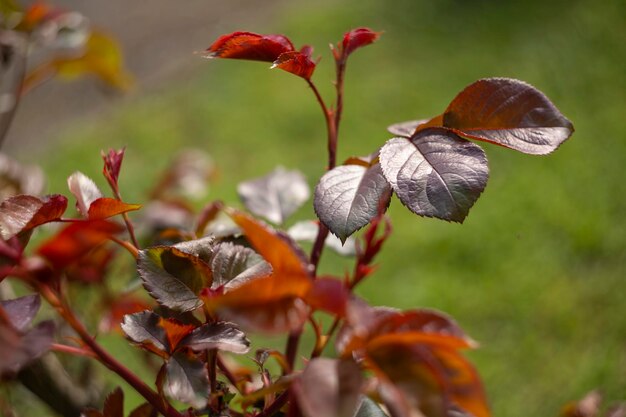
39, 285, 181, 417
50, 343, 98, 358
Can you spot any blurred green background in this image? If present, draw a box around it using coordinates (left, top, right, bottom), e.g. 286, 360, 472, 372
5, 0, 626, 416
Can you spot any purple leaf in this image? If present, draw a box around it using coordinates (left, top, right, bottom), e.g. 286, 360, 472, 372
120, 311, 169, 353
0, 320, 55, 375
386, 119, 430, 138
138, 245, 212, 312
180, 321, 250, 354
237, 167, 310, 224
0, 294, 41, 332
314, 163, 391, 242
442, 77, 574, 155
293, 358, 363, 417
209, 242, 271, 290
164, 352, 209, 409
380, 128, 489, 223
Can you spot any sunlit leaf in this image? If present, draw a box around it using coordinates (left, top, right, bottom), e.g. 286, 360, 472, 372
100, 296, 151, 333
138, 246, 210, 312
441, 78, 574, 155
164, 352, 209, 409
387, 119, 430, 138
272, 51, 316, 80
237, 166, 310, 225
180, 321, 250, 354
380, 128, 488, 223
65, 244, 116, 284
293, 358, 363, 417
88, 198, 141, 220
37, 219, 123, 270
121, 310, 169, 354
210, 242, 271, 290
67, 171, 103, 217
0, 194, 67, 239
367, 342, 489, 417
203, 274, 311, 333
228, 210, 311, 276
204, 31, 294, 62
341, 27, 382, 58
314, 162, 391, 242
287, 220, 356, 256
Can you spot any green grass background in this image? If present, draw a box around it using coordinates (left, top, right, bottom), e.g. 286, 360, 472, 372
7, 0, 626, 416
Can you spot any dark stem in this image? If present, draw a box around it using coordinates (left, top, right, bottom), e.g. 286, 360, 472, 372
39, 285, 182, 417
256, 391, 289, 417
108, 183, 140, 249
207, 349, 218, 394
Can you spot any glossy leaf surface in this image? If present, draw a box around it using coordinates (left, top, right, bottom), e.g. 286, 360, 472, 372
442, 78, 574, 155
314, 163, 391, 242
164, 352, 209, 409
380, 128, 488, 223
205, 32, 294, 62
294, 358, 363, 417
180, 321, 250, 354
87, 198, 141, 220
120, 310, 169, 353
210, 242, 271, 290
272, 51, 316, 80
138, 246, 210, 312
341, 27, 382, 58
0, 194, 67, 239
37, 220, 123, 269
237, 166, 310, 225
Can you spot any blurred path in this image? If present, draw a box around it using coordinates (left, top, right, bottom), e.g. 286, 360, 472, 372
3, 0, 285, 153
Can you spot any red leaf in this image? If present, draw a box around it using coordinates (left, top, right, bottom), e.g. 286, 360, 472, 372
304, 278, 349, 317
159, 317, 196, 352
65, 244, 116, 284
205, 31, 294, 62
37, 220, 123, 270
341, 27, 382, 58
100, 296, 152, 333
272, 51, 316, 80
103, 387, 124, 417
88, 197, 141, 220
0, 194, 68, 240
102, 148, 125, 187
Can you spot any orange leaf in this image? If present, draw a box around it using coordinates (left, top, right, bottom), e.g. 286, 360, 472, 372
227, 210, 311, 277
367, 341, 489, 417
88, 197, 141, 220
159, 318, 196, 352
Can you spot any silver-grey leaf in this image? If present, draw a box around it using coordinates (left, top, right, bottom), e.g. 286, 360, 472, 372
172, 236, 215, 263
237, 166, 310, 224
386, 118, 429, 138
137, 249, 203, 312
67, 171, 102, 217
354, 397, 389, 417
380, 128, 488, 223
180, 321, 250, 354
164, 352, 209, 409
120, 310, 169, 353
210, 242, 271, 290
0, 294, 41, 332
314, 164, 391, 242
